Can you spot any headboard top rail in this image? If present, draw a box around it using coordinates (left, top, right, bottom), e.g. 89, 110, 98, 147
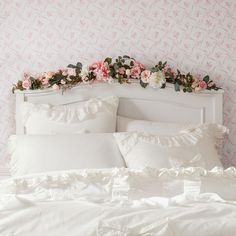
15, 82, 223, 134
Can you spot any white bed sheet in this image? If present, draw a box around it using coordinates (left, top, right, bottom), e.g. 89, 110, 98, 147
1, 167, 236, 236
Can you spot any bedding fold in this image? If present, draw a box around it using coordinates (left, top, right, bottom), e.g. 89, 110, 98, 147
1, 167, 236, 235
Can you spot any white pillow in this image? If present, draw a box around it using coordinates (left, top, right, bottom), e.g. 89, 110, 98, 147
116, 116, 229, 156
22, 96, 119, 134
117, 116, 195, 135
8, 133, 125, 176
114, 124, 228, 169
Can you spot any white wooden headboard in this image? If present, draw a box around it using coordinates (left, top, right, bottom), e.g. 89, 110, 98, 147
15, 82, 223, 134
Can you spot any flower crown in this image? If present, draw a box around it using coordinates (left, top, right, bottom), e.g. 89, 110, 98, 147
12, 55, 220, 93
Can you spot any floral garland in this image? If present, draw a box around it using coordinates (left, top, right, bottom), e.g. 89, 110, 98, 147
12, 55, 220, 93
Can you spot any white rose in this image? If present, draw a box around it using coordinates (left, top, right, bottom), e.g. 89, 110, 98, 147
149, 71, 166, 88
81, 66, 89, 77
61, 79, 66, 85
126, 69, 131, 77
67, 68, 76, 77
108, 77, 114, 84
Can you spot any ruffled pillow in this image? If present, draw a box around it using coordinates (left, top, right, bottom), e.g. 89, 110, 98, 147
114, 124, 228, 169
22, 96, 119, 134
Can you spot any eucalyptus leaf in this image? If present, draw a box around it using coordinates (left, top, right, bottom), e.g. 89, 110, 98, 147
76, 62, 82, 69
174, 82, 180, 91
104, 57, 112, 64
67, 64, 77, 68
123, 55, 130, 59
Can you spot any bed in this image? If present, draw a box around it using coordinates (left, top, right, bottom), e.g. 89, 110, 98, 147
1, 82, 236, 236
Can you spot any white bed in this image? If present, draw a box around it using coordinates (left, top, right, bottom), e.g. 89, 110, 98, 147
2, 82, 235, 236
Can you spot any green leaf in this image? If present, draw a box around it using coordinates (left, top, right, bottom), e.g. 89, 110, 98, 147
150, 67, 158, 73
123, 55, 130, 59
174, 82, 180, 91
67, 64, 77, 68
187, 87, 192, 92
104, 57, 112, 64
113, 63, 119, 71
203, 75, 210, 83
109, 68, 116, 77
140, 79, 148, 88
130, 61, 134, 66
161, 83, 166, 89
76, 62, 83, 70
124, 64, 130, 69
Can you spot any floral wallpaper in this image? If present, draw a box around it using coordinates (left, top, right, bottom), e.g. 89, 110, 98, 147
0, 0, 236, 173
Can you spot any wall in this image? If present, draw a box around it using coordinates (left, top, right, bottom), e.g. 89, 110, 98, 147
0, 0, 236, 171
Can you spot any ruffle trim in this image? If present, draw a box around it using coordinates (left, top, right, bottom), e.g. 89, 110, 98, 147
1, 167, 236, 195
180, 123, 229, 148
114, 124, 229, 155
22, 96, 119, 124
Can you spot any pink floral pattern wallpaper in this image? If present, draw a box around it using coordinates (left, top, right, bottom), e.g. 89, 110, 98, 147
0, 0, 236, 173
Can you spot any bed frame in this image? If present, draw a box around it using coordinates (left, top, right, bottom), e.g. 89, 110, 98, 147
0, 82, 223, 179
15, 82, 223, 134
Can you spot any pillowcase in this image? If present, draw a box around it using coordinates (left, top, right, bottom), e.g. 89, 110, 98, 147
22, 96, 119, 134
8, 133, 125, 176
117, 116, 195, 135
117, 116, 227, 158
114, 124, 228, 169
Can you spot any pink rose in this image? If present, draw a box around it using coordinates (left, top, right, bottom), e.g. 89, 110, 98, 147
89, 61, 109, 81
62, 70, 68, 76
22, 78, 31, 90
44, 71, 54, 79
199, 80, 207, 89
130, 66, 141, 79
52, 84, 60, 90
67, 68, 76, 77
38, 75, 50, 86
141, 70, 151, 83
118, 67, 125, 75
195, 80, 207, 92
89, 62, 99, 71
134, 61, 145, 70
42, 77, 49, 86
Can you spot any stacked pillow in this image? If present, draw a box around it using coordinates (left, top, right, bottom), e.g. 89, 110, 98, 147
22, 96, 119, 134
8, 97, 228, 176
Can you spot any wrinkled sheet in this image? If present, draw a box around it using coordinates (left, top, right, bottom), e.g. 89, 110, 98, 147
1, 167, 236, 235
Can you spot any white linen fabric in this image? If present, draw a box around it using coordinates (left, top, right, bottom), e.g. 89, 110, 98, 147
22, 96, 119, 134
117, 115, 196, 135
114, 124, 228, 169
0, 167, 236, 236
8, 133, 125, 176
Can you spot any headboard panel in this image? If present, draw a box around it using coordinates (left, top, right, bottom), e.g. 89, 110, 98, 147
15, 82, 223, 134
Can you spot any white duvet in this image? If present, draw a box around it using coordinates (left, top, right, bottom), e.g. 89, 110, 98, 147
1, 167, 236, 236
